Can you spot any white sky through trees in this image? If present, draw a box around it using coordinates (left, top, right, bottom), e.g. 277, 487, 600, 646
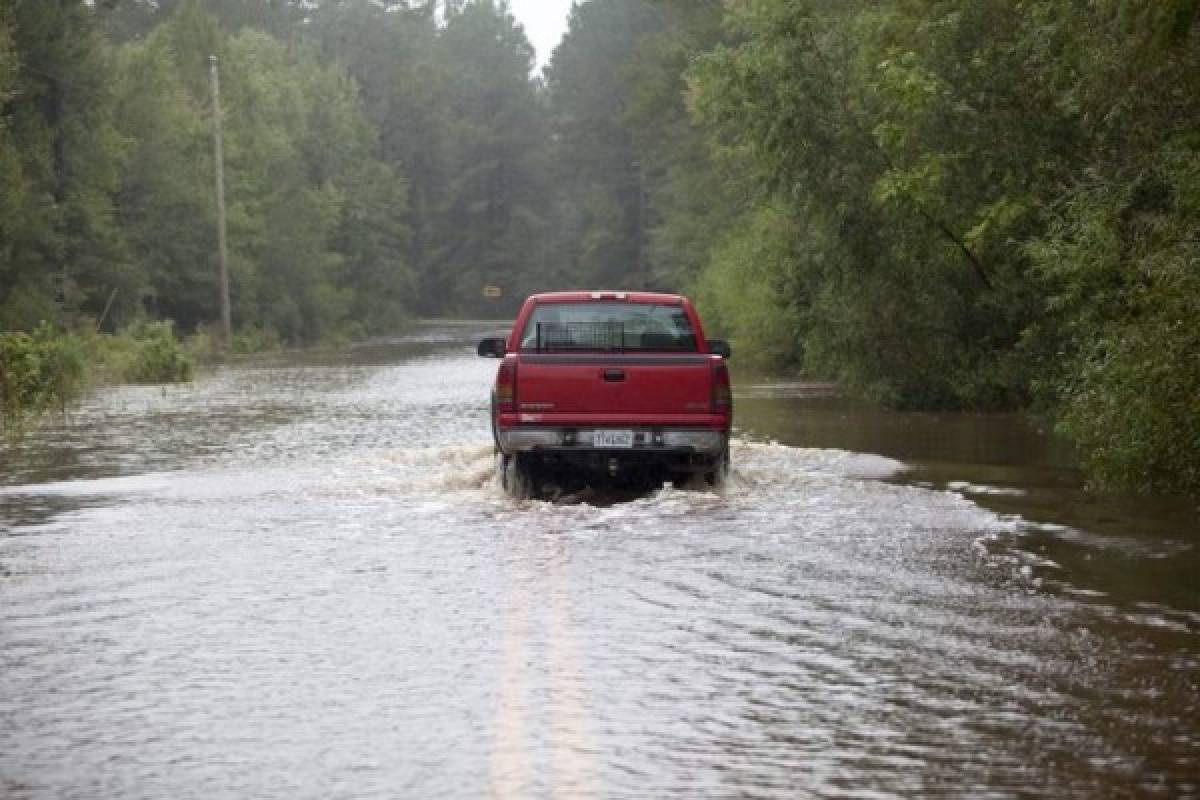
508, 0, 574, 69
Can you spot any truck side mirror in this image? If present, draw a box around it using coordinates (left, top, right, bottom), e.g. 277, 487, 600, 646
477, 337, 506, 358
709, 339, 732, 359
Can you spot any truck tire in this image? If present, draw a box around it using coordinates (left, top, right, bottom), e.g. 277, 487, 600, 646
500, 452, 536, 500
704, 444, 731, 489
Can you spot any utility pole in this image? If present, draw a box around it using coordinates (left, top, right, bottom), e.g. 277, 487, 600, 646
209, 55, 232, 346
633, 160, 647, 290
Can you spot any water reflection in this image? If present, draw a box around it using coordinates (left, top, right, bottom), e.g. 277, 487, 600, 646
732, 377, 1075, 470
732, 373, 1199, 615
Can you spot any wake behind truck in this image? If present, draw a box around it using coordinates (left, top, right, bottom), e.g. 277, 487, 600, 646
478, 291, 732, 498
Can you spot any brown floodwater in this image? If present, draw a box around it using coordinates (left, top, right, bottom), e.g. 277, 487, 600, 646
1, 322, 1196, 798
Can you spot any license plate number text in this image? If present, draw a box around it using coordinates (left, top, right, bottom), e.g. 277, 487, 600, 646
593, 430, 634, 448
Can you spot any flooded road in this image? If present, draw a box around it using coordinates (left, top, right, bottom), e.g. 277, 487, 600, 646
1, 323, 1197, 798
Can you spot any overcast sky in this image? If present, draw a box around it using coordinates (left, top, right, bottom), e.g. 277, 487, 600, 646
508, 0, 575, 70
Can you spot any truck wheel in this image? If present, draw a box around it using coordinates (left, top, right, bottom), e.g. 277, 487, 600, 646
704, 444, 730, 489
500, 453, 536, 500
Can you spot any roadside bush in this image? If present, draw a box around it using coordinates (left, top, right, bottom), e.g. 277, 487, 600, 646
1058, 298, 1200, 494
183, 327, 219, 363
231, 325, 283, 354
89, 321, 194, 384
127, 321, 193, 383
0, 323, 85, 433
1031, 144, 1200, 494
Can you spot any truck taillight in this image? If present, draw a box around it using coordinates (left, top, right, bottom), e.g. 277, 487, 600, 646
495, 360, 516, 412
712, 361, 731, 412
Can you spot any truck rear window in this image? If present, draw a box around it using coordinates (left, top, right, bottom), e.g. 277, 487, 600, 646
519, 302, 698, 352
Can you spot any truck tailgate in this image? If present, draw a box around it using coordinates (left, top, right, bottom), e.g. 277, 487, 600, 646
516, 354, 715, 416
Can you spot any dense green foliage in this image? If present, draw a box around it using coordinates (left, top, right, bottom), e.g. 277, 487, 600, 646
1032, 144, 1200, 493
681, 0, 1199, 493
1, 0, 1197, 493
0, 0, 126, 331
92, 321, 195, 384
0, 323, 84, 431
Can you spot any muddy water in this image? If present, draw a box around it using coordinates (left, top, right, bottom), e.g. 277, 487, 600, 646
1, 323, 1196, 799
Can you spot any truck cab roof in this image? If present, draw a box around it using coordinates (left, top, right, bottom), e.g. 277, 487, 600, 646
526, 291, 685, 305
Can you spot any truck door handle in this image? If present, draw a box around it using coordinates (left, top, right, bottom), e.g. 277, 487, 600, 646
602, 369, 626, 382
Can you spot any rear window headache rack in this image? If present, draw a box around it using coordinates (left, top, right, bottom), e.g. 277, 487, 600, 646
528, 322, 697, 352
534, 321, 626, 352
519, 303, 701, 353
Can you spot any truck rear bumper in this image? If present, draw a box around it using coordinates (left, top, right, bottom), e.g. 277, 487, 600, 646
497, 427, 727, 456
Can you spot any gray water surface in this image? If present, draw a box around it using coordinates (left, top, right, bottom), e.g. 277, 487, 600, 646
1, 323, 1196, 798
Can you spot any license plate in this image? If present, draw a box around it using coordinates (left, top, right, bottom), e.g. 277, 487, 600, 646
593, 430, 635, 448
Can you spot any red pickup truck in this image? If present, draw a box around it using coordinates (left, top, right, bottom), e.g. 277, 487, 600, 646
478, 291, 732, 497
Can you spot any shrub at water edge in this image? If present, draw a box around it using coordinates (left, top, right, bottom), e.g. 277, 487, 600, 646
0, 323, 86, 433
90, 321, 194, 384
